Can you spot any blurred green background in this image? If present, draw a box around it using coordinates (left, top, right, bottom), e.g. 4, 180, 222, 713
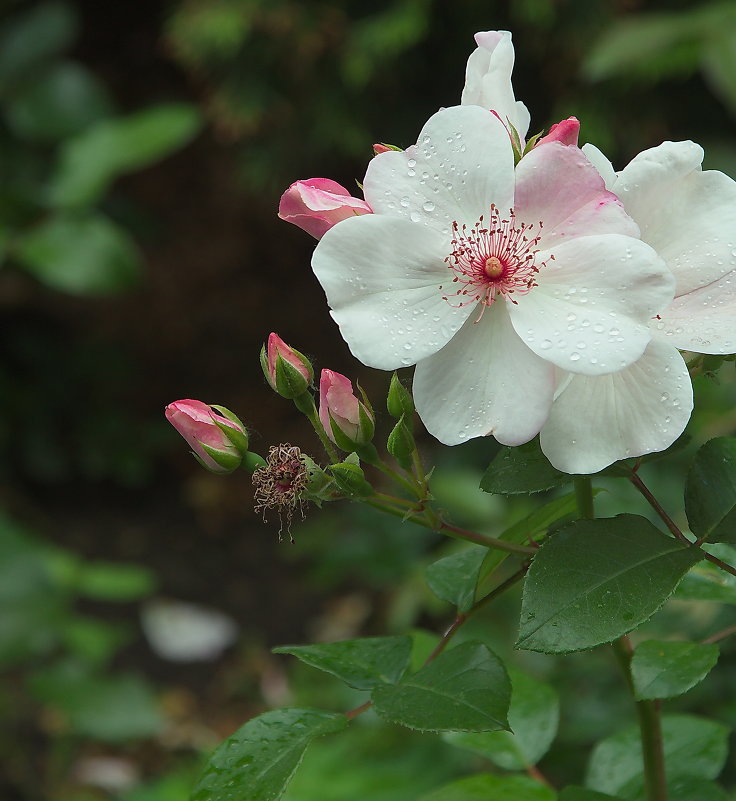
1, 0, 735, 798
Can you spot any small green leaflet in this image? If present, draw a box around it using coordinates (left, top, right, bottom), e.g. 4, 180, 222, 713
371, 641, 511, 733
426, 546, 487, 612
631, 640, 719, 700
190, 708, 346, 801
481, 439, 571, 495
273, 636, 411, 690
418, 773, 556, 801
685, 437, 736, 543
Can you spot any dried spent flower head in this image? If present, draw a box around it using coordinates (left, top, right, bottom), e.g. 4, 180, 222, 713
252, 444, 309, 541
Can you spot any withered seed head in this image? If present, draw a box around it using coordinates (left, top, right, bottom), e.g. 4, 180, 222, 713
252, 444, 309, 541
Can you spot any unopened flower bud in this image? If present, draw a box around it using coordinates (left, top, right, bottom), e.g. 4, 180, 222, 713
372, 143, 403, 155
387, 372, 415, 420
278, 178, 371, 240
387, 415, 415, 470
536, 117, 580, 148
319, 369, 375, 449
165, 399, 248, 474
260, 333, 313, 399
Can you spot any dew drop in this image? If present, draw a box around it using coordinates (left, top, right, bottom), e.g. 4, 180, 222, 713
540, 339, 552, 350
422, 200, 435, 212
570, 352, 581, 362
410, 210, 421, 223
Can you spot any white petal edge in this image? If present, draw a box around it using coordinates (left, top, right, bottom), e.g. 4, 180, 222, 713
312, 214, 472, 369
652, 268, 736, 355
539, 339, 693, 474
413, 303, 555, 447
364, 105, 515, 237
507, 234, 674, 375
612, 141, 736, 296
581, 143, 616, 190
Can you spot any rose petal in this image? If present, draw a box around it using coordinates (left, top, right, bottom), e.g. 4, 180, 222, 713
312, 214, 472, 369
613, 141, 736, 296
652, 269, 736, 354
581, 143, 617, 190
514, 142, 638, 242
413, 303, 555, 446
507, 235, 674, 375
364, 105, 515, 235
540, 340, 692, 474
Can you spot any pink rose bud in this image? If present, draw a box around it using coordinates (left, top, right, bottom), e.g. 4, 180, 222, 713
165, 400, 249, 474
260, 333, 313, 399
319, 369, 375, 448
536, 117, 580, 148
373, 143, 394, 155
278, 178, 371, 239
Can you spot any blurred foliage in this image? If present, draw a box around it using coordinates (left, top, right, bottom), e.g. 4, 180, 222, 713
0, 0, 201, 295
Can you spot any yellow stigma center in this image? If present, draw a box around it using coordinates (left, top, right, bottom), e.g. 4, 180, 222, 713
484, 256, 504, 279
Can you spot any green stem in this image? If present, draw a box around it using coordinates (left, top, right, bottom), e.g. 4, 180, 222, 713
301, 399, 340, 462
612, 638, 668, 801
574, 476, 595, 520
364, 500, 535, 555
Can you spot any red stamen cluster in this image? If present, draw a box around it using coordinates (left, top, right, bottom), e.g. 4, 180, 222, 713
441, 204, 549, 320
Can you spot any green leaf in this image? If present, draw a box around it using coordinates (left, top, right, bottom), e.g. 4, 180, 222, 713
631, 640, 719, 700
6, 61, 114, 143
418, 774, 555, 801
685, 437, 736, 543
30, 665, 163, 741
426, 546, 487, 612
676, 545, 736, 603
517, 515, 702, 653
190, 708, 347, 801
16, 212, 142, 295
586, 714, 730, 798
481, 439, 571, 495
76, 561, 156, 601
49, 104, 202, 207
444, 668, 559, 770
666, 778, 730, 801
273, 636, 411, 691
371, 641, 510, 732
559, 789, 624, 801
0, 1, 79, 92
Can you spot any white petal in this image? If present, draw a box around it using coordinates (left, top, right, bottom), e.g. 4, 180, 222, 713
507, 235, 675, 375
312, 214, 472, 369
514, 142, 639, 242
581, 143, 617, 190
653, 268, 736, 354
413, 303, 555, 446
540, 340, 693, 474
613, 141, 736, 296
461, 30, 530, 137
364, 105, 515, 235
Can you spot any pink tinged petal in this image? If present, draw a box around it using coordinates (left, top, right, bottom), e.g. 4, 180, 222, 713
652, 269, 736, 354
536, 117, 580, 148
363, 105, 515, 236
539, 340, 693, 474
581, 143, 616, 190
278, 178, 371, 239
319, 369, 361, 439
507, 235, 675, 375
514, 142, 639, 242
312, 214, 473, 370
413, 304, 555, 447
613, 141, 736, 296
461, 30, 530, 139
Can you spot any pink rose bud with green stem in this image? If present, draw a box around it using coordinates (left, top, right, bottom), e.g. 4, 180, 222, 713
260, 333, 313, 399
319, 369, 375, 448
535, 117, 580, 148
278, 178, 371, 239
165, 400, 249, 474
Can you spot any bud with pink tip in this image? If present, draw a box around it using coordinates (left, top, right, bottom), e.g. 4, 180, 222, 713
165, 400, 249, 474
319, 369, 375, 448
278, 178, 371, 240
535, 117, 580, 148
260, 333, 313, 399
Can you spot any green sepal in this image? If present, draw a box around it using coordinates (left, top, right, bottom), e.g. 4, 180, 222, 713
327, 461, 374, 498
198, 441, 242, 473
210, 406, 249, 453
302, 455, 335, 501
274, 354, 311, 398
387, 415, 415, 470
387, 372, 415, 420
522, 129, 544, 156
507, 118, 523, 165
